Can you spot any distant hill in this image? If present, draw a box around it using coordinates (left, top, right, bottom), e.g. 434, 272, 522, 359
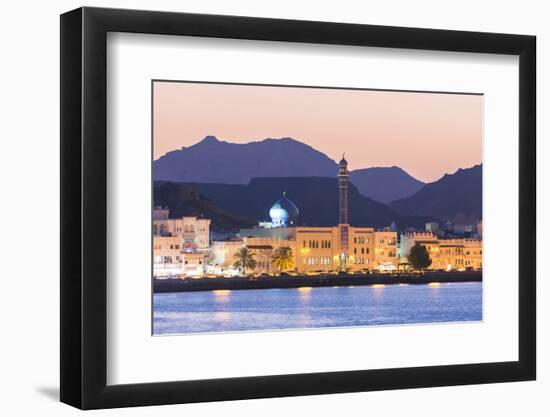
350, 166, 425, 204
154, 177, 434, 231
154, 136, 336, 183
154, 136, 424, 203
390, 164, 482, 223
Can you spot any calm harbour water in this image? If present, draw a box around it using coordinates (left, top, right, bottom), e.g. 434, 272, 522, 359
153, 282, 482, 335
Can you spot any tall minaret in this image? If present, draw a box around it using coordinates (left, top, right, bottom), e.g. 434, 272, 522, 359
338, 154, 349, 225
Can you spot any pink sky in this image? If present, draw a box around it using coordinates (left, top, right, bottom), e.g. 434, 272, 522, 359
153, 81, 482, 183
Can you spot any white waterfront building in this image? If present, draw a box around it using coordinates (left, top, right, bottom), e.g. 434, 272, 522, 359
153, 208, 211, 278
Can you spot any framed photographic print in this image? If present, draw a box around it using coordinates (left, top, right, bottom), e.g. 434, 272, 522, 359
60, 7, 536, 409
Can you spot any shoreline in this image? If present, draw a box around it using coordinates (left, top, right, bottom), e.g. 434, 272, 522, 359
153, 271, 482, 293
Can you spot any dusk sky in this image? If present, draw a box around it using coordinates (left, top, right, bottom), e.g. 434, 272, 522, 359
153, 81, 482, 183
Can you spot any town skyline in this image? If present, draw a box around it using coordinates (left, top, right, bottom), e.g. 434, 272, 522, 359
153, 81, 483, 183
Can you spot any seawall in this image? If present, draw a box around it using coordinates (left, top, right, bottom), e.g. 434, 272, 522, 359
153, 271, 482, 293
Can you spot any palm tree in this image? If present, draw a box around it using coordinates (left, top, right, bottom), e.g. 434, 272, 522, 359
233, 247, 257, 276
271, 247, 294, 275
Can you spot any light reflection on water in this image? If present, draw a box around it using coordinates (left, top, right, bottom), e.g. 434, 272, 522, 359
297, 287, 312, 300
213, 311, 231, 322
153, 282, 482, 335
371, 286, 385, 302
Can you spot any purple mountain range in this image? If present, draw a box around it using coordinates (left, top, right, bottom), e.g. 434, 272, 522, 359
154, 136, 424, 203
390, 164, 482, 223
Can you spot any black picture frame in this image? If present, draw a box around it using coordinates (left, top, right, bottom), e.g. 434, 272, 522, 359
60, 6, 536, 410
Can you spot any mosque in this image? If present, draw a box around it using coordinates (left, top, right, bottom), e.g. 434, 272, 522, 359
232, 156, 399, 274
268, 192, 300, 227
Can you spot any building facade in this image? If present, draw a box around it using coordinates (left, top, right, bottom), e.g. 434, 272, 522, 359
399, 231, 483, 271
239, 225, 398, 274
373, 231, 398, 271
152, 236, 183, 277
152, 209, 211, 277
246, 237, 297, 275
208, 237, 299, 276
208, 241, 243, 274
153, 214, 210, 250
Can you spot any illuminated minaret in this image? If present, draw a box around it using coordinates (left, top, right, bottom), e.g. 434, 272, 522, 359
338, 154, 349, 225
338, 154, 350, 270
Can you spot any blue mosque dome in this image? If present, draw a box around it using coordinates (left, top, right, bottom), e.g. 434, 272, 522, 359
269, 192, 299, 227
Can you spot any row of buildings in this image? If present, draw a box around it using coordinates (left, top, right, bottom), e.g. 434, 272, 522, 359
153, 156, 482, 278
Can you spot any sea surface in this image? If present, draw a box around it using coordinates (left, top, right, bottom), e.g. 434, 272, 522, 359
153, 282, 482, 335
